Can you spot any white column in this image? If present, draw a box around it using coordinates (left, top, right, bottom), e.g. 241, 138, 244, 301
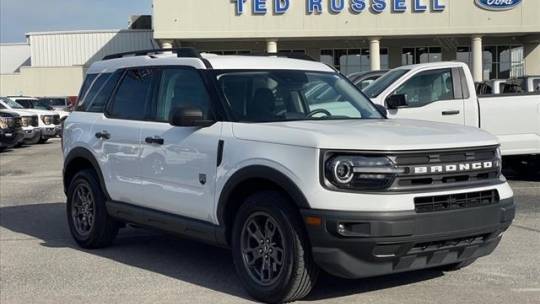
471, 35, 483, 82
369, 37, 381, 71
267, 39, 278, 53
161, 40, 174, 49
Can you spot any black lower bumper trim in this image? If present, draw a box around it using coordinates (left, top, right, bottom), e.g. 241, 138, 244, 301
301, 198, 515, 279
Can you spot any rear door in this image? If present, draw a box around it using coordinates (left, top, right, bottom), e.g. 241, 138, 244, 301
383, 68, 466, 125
94, 68, 158, 204
138, 67, 223, 222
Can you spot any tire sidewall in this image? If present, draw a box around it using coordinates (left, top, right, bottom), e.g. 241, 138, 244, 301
66, 169, 107, 246
232, 193, 302, 302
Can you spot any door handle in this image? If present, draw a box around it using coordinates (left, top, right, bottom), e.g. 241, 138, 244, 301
145, 136, 164, 145
442, 110, 460, 116
95, 130, 110, 140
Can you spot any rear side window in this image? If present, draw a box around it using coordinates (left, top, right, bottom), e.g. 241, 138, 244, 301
78, 74, 98, 101
108, 68, 157, 120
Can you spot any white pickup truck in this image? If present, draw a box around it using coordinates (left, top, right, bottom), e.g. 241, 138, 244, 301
363, 62, 540, 173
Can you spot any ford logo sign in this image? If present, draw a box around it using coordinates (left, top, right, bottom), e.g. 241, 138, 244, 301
475, 0, 523, 11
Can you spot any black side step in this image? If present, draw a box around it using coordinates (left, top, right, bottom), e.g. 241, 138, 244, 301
106, 201, 228, 247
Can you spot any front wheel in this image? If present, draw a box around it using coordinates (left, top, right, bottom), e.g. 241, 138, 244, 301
232, 191, 319, 303
66, 169, 119, 249
38, 137, 48, 144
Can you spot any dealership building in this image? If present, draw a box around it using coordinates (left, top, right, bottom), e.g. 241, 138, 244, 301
154, 0, 540, 82
1, 0, 539, 97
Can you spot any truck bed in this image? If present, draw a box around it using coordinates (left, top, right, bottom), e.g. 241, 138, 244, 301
478, 93, 540, 156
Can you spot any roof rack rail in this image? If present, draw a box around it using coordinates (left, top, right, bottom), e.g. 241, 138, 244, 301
102, 47, 201, 61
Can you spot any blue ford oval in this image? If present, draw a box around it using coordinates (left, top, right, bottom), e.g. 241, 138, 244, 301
475, 0, 523, 11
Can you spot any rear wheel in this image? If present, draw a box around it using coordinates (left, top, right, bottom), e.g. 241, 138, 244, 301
67, 169, 119, 249
232, 191, 319, 303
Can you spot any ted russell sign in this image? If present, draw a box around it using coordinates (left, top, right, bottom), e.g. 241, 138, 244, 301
474, 0, 522, 11
234, 0, 447, 15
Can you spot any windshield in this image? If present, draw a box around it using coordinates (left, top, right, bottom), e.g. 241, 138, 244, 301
215, 70, 383, 122
364, 69, 410, 98
3, 99, 24, 109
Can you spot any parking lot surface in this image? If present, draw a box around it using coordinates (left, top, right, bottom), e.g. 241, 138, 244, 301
1, 139, 539, 304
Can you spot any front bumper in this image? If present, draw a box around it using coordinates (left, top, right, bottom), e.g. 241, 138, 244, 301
301, 198, 515, 279
41, 126, 58, 138
23, 127, 41, 140
0, 129, 25, 148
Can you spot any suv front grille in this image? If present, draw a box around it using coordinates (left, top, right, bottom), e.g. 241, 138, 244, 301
31, 115, 39, 127
387, 146, 501, 191
414, 190, 499, 213
408, 233, 490, 254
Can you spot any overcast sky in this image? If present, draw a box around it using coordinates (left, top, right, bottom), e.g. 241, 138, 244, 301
0, 0, 152, 43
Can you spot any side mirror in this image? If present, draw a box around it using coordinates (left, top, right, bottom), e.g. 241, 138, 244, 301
169, 106, 214, 127
374, 104, 388, 117
385, 94, 407, 110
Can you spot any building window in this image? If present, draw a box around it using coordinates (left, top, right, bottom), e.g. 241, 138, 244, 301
278, 49, 306, 54
320, 48, 389, 75
401, 47, 442, 65
456, 45, 523, 79
204, 50, 252, 55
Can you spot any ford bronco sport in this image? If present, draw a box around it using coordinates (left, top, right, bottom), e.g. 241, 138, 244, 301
63, 48, 515, 303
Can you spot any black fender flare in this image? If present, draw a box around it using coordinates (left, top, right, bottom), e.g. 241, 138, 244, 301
63, 147, 110, 200
216, 165, 311, 225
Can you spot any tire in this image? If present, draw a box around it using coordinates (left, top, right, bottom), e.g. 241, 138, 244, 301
232, 191, 319, 303
38, 137, 48, 144
436, 258, 477, 272
66, 169, 119, 249
24, 135, 40, 145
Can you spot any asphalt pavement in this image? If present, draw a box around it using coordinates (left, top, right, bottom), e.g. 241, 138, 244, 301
1, 139, 539, 304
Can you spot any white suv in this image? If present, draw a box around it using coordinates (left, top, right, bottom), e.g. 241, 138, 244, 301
63, 49, 515, 303
5, 96, 60, 143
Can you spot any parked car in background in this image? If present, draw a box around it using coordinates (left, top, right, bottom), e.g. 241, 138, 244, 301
476, 79, 508, 95
4, 97, 60, 143
0, 98, 41, 145
0, 110, 24, 151
363, 62, 540, 174
14, 96, 70, 120
515, 76, 540, 93
348, 70, 389, 90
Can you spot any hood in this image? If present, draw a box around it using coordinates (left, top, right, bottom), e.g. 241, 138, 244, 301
232, 119, 499, 151
3, 108, 36, 117
17, 109, 58, 116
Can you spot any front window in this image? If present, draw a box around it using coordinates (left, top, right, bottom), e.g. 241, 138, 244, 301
215, 70, 383, 122
364, 69, 410, 98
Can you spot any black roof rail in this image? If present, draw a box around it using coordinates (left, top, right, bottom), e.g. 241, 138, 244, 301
102, 47, 202, 61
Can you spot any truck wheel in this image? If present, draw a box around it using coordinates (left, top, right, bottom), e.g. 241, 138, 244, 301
437, 258, 477, 272
232, 191, 319, 303
66, 169, 119, 249
24, 135, 40, 145
38, 138, 48, 144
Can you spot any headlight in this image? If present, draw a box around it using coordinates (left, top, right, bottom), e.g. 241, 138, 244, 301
0, 117, 9, 129
324, 154, 405, 191
496, 146, 503, 176
41, 115, 52, 125
21, 116, 31, 127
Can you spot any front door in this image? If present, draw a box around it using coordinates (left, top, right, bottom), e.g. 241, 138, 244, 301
383, 68, 466, 125
138, 67, 222, 222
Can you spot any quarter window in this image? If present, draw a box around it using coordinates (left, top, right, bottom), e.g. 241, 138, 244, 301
109, 68, 156, 120
152, 68, 211, 122
394, 69, 455, 108
85, 72, 122, 113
